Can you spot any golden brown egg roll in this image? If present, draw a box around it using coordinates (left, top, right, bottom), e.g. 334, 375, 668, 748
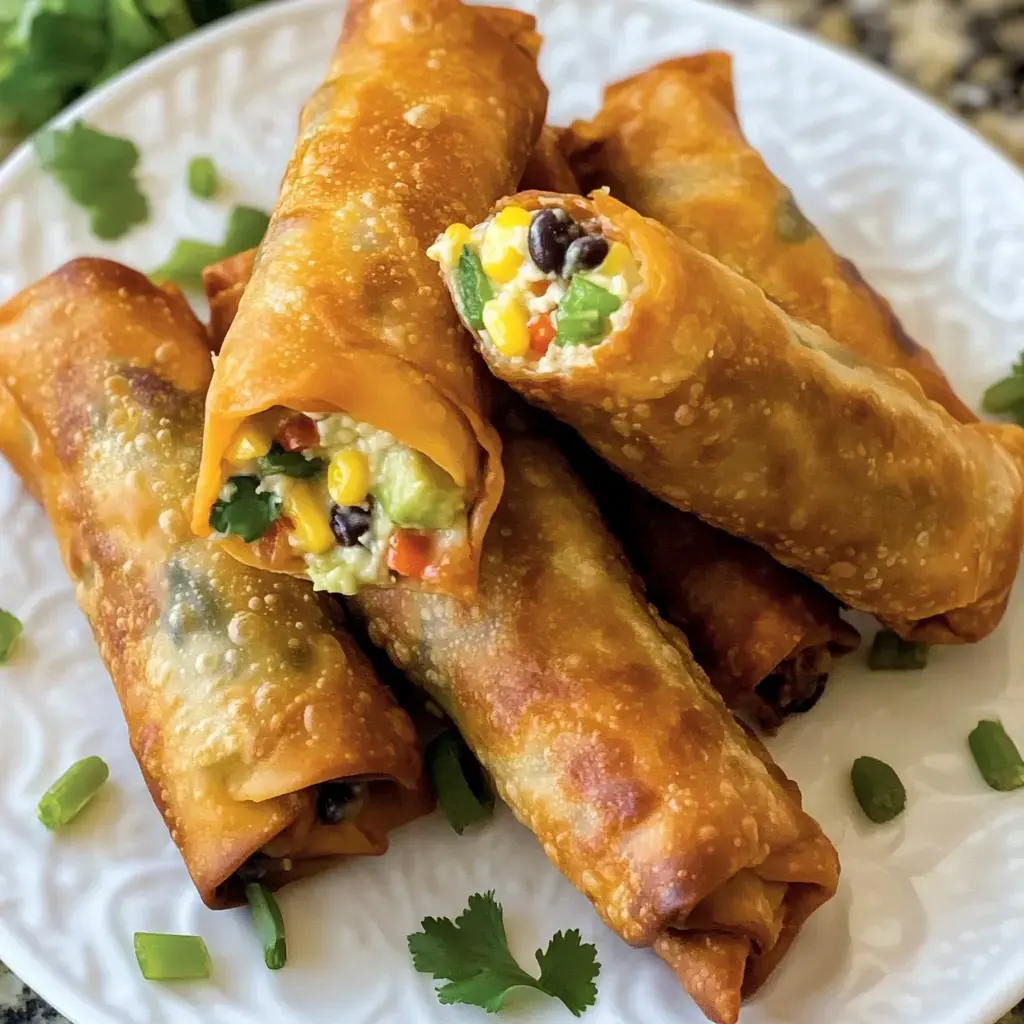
561, 53, 976, 424
432, 191, 1024, 642
434, 126, 860, 726
351, 429, 839, 1024
0, 258, 430, 907
193, 0, 548, 601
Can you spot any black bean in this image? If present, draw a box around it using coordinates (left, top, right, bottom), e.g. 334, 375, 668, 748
562, 235, 609, 277
528, 208, 581, 274
317, 782, 356, 825
235, 855, 270, 884
330, 503, 372, 546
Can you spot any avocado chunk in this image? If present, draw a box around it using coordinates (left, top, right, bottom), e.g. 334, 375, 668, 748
372, 448, 464, 530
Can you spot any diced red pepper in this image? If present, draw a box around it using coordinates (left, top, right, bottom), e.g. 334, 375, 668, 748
387, 529, 433, 578
253, 516, 295, 569
276, 414, 319, 452
527, 312, 555, 355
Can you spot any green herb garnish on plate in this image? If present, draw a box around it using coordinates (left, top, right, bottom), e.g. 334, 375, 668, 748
37, 755, 110, 829
35, 122, 149, 240
245, 883, 287, 970
152, 204, 270, 289
968, 720, 1024, 792
983, 354, 1024, 426
0, 608, 22, 662
408, 891, 599, 1016
850, 755, 906, 824
187, 155, 219, 198
134, 932, 211, 981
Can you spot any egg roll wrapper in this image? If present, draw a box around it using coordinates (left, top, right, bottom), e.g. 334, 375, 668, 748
617, 484, 858, 728
193, 0, 548, 598
562, 53, 976, 423
351, 432, 839, 1023
464, 191, 1024, 642
0, 259, 430, 907
508, 117, 859, 723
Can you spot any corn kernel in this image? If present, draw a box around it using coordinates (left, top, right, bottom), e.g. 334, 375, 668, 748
482, 293, 529, 358
444, 223, 472, 246
481, 209, 530, 284
494, 206, 532, 229
596, 241, 637, 279
284, 482, 335, 554
328, 449, 371, 506
427, 223, 472, 267
226, 422, 273, 464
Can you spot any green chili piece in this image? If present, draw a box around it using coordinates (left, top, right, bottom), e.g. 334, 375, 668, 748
968, 720, 1024, 792
454, 247, 493, 330
850, 755, 906, 824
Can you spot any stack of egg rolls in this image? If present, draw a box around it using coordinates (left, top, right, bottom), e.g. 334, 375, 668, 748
439, 189, 1024, 644
0, 259, 431, 907
207, 253, 841, 1023
193, 0, 548, 599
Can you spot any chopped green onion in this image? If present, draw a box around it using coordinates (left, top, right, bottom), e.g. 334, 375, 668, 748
134, 933, 211, 981
427, 731, 494, 835
187, 156, 219, 199
0, 608, 23, 662
850, 755, 906, 824
454, 247, 493, 330
37, 755, 109, 829
968, 720, 1024, 792
209, 476, 280, 542
222, 205, 271, 258
257, 444, 325, 479
867, 629, 929, 671
245, 883, 287, 970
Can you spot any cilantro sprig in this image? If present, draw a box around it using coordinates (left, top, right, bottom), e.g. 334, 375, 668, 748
209, 476, 279, 542
983, 353, 1024, 426
35, 122, 148, 240
408, 892, 599, 1016
0, 0, 270, 138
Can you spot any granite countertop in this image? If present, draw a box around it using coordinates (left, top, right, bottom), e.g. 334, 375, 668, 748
2, 0, 1023, 1021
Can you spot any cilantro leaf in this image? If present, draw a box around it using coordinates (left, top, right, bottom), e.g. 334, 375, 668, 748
151, 239, 224, 291
35, 121, 149, 240
536, 930, 600, 1017
408, 892, 600, 1016
209, 475, 279, 542
0, 608, 23, 663
257, 444, 325, 479
982, 352, 1024, 426
101, 0, 168, 81
152, 203, 270, 289
222, 204, 270, 257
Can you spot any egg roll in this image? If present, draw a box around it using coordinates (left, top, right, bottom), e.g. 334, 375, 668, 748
514, 146, 860, 724
561, 53, 976, 423
352, 429, 839, 1024
193, 0, 548, 600
0, 259, 430, 907
431, 191, 1024, 642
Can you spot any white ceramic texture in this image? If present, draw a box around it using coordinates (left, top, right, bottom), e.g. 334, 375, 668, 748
1, 1, 1023, 1022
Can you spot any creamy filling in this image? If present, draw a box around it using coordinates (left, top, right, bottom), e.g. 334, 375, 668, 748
428, 203, 641, 371
212, 409, 468, 595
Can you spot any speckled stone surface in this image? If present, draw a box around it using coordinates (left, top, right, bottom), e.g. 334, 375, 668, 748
2, 0, 1022, 1021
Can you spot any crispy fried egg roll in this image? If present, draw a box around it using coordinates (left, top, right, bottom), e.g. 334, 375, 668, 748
351, 431, 839, 1024
193, 0, 547, 600
431, 191, 1024, 642
0, 259, 430, 907
438, 127, 860, 725
561, 53, 976, 423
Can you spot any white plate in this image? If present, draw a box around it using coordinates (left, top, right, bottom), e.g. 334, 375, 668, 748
2, 1, 1024, 1022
